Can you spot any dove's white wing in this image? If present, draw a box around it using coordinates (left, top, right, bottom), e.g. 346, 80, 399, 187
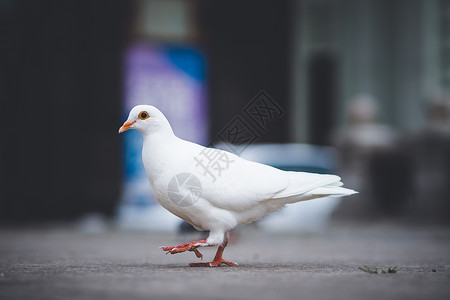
187, 145, 353, 212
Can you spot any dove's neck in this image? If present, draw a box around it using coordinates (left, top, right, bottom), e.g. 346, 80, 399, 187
140, 122, 180, 181
140, 120, 178, 149
141, 128, 177, 144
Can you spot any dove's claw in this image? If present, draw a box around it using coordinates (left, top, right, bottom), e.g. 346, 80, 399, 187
189, 259, 238, 267
160, 240, 207, 257
190, 248, 203, 259
160, 245, 176, 251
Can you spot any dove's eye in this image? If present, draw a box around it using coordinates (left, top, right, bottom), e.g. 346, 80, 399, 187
138, 111, 149, 120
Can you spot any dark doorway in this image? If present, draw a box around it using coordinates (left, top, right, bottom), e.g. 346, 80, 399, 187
198, 0, 292, 143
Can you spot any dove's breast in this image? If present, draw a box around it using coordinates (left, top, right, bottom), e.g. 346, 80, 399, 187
140, 139, 239, 231
148, 180, 239, 231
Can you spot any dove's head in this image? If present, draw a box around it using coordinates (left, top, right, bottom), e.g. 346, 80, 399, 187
119, 105, 173, 136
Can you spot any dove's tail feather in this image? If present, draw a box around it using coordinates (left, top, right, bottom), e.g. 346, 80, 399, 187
271, 172, 357, 204
272, 172, 344, 199
279, 185, 358, 204
305, 185, 358, 196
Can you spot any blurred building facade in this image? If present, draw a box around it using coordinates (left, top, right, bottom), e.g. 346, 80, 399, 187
1, 0, 449, 222
289, 0, 450, 222
291, 0, 450, 144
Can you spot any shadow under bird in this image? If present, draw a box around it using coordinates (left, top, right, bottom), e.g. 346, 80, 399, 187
119, 105, 357, 267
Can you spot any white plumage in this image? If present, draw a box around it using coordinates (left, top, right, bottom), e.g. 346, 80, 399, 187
119, 105, 357, 266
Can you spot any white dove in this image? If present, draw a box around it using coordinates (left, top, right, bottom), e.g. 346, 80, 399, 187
119, 105, 357, 267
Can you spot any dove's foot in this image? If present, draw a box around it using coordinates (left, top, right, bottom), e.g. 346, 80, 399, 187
189, 258, 238, 267
189, 233, 237, 267
160, 240, 207, 258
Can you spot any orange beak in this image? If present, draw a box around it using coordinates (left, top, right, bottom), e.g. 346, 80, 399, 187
118, 120, 136, 134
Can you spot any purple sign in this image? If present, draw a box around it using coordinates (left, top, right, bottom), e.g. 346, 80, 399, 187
118, 42, 208, 230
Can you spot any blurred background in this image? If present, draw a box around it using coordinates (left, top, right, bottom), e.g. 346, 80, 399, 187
1, 0, 449, 228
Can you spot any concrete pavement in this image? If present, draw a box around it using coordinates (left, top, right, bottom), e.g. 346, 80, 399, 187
0, 222, 449, 300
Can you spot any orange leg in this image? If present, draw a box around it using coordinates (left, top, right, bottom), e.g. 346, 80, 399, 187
189, 233, 237, 267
